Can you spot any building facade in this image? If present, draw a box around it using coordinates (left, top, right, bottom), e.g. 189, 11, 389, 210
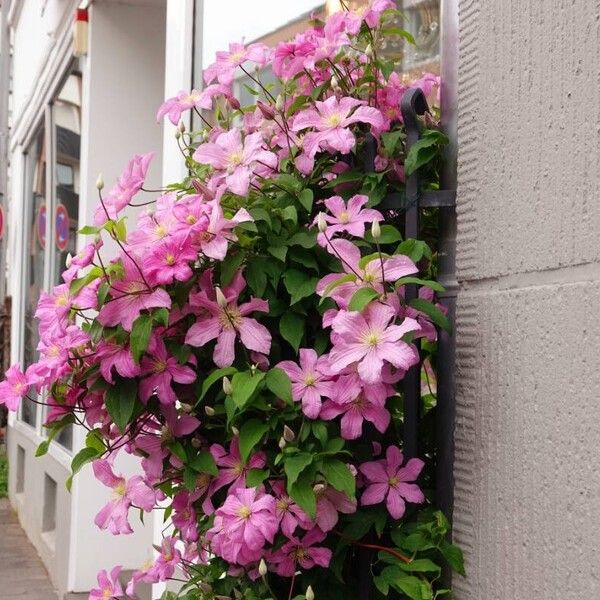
0, 0, 597, 599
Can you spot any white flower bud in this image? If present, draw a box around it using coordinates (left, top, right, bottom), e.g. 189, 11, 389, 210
371, 219, 381, 240
316, 212, 327, 233
95, 173, 104, 190
258, 558, 268, 576
275, 94, 284, 112
178, 120, 186, 133
331, 75, 339, 89
174, 129, 181, 140
365, 43, 374, 58
180, 403, 193, 413
278, 436, 286, 449
222, 376, 233, 395
313, 483, 326, 495
283, 425, 295, 443
306, 585, 315, 600
231, 426, 240, 436
215, 286, 228, 308
65, 253, 73, 268
204, 405, 216, 416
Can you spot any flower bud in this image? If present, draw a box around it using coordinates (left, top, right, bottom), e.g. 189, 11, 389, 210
174, 129, 181, 140
257, 100, 275, 120
233, 591, 243, 600
215, 286, 228, 308
204, 405, 216, 416
191, 437, 203, 448
331, 75, 339, 89
180, 402, 193, 413
278, 436, 286, 449
258, 558, 268, 576
371, 219, 381, 240
283, 425, 295, 443
191, 178, 216, 199
95, 173, 104, 190
365, 43, 373, 58
228, 95, 241, 111
222, 376, 233, 395
231, 426, 240, 436
178, 120, 186, 134
275, 94, 284, 112
306, 585, 315, 600
65, 253, 73, 268
316, 212, 327, 233
313, 483, 326, 495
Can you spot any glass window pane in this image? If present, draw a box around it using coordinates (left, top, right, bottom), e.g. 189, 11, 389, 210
50, 70, 81, 450
20, 126, 46, 428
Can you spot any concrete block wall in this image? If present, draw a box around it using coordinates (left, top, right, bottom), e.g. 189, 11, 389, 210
453, 1, 600, 598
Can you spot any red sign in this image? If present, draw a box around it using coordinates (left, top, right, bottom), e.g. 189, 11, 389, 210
55, 203, 70, 252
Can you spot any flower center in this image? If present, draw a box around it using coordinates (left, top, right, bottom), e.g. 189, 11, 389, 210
164, 253, 176, 266
48, 345, 61, 358
295, 547, 308, 560
218, 306, 242, 330
56, 294, 69, 307
13, 382, 24, 394
388, 476, 398, 487
228, 150, 244, 168
277, 498, 290, 512
103, 589, 113, 599
186, 215, 197, 224
338, 211, 350, 224
153, 359, 167, 373
325, 113, 342, 127
237, 506, 252, 520
229, 51, 245, 64
362, 330, 380, 347
303, 373, 317, 387
113, 480, 127, 499
155, 224, 168, 238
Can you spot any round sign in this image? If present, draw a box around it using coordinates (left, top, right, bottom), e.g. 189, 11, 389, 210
0, 205, 4, 241
37, 203, 46, 249
55, 203, 70, 252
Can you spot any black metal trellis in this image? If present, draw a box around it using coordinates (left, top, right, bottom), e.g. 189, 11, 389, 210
357, 88, 457, 599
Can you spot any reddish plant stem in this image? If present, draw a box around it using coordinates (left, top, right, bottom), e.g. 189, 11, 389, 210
332, 529, 412, 564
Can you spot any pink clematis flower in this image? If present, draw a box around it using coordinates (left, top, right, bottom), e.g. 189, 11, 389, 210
0, 365, 30, 411
207, 487, 278, 565
204, 42, 270, 85
96, 341, 140, 384
208, 437, 266, 501
271, 480, 313, 537
93, 153, 154, 226
292, 96, 384, 157
93, 459, 157, 535
317, 238, 418, 308
278, 348, 334, 419
359, 446, 425, 519
185, 270, 271, 368
316, 194, 383, 245
97, 255, 171, 332
172, 491, 199, 542
157, 85, 232, 125
89, 566, 124, 600
315, 485, 357, 532
269, 527, 332, 577
320, 373, 390, 440
200, 200, 252, 261
328, 303, 421, 384
193, 129, 277, 196
139, 336, 196, 405
144, 235, 198, 286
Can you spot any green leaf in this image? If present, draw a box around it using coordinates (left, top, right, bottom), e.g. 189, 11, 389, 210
364, 224, 403, 244
188, 451, 218, 476
397, 238, 432, 262
395, 277, 445, 293
268, 245, 288, 262
311, 422, 328, 447
289, 472, 317, 519
104, 377, 137, 434
35, 440, 50, 457
130, 314, 153, 363
377, 567, 431, 600
440, 541, 466, 576
287, 94, 310, 116
78, 225, 100, 235
85, 429, 106, 453
246, 468, 270, 487
67, 446, 102, 490
382, 26, 416, 45
348, 287, 380, 312
320, 458, 355, 498
409, 298, 451, 332
69, 266, 102, 296
220, 252, 245, 286
283, 269, 317, 305
239, 419, 269, 463
297, 188, 314, 213
284, 452, 313, 489
231, 370, 265, 408
323, 170, 363, 188
281, 205, 298, 225
381, 130, 405, 156
265, 368, 293, 403
197, 367, 237, 403
287, 230, 317, 248
405, 130, 449, 176
246, 261, 268, 297
279, 312, 304, 352
153, 307, 170, 327
396, 558, 442, 574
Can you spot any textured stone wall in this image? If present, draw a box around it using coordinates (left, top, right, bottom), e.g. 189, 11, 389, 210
453, 1, 600, 598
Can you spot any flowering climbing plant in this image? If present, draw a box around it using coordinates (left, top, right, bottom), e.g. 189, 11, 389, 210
0, 2, 464, 599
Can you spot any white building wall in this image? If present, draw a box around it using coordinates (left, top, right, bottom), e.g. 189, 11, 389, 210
6, 1, 167, 597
